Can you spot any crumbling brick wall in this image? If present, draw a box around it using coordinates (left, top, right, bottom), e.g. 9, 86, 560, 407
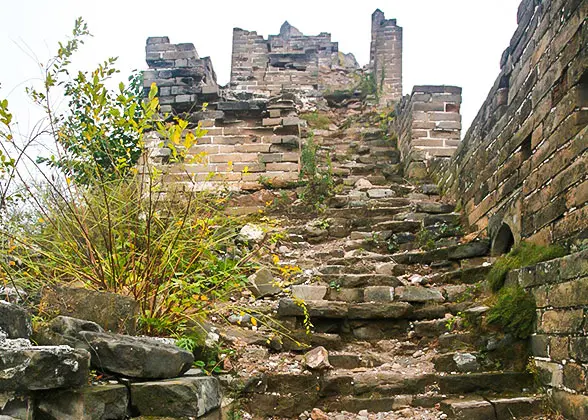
144, 37, 219, 113
230, 22, 359, 98
506, 250, 588, 419
434, 0, 586, 247
395, 86, 462, 179
370, 9, 403, 105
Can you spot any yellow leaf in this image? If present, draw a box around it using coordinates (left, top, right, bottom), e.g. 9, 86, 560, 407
272, 254, 280, 264
251, 317, 257, 326
66, 177, 72, 186
8, 261, 15, 266
200, 295, 208, 301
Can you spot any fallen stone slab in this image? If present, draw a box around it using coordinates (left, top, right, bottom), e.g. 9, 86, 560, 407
0, 301, 31, 339
247, 268, 281, 298
303, 346, 331, 370
0, 346, 90, 392
130, 376, 221, 418
40, 285, 139, 334
36, 384, 129, 420
78, 331, 193, 379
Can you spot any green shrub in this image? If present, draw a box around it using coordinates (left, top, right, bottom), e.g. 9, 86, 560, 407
298, 133, 334, 209
300, 112, 332, 130
488, 242, 567, 292
486, 286, 536, 339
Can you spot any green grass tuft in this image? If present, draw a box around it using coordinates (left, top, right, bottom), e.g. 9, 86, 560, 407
488, 242, 567, 292
300, 111, 332, 130
486, 286, 536, 339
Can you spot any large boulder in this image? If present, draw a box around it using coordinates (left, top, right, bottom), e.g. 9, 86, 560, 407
78, 331, 193, 379
36, 384, 129, 420
0, 301, 31, 339
40, 285, 139, 334
130, 376, 221, 418
0, 345, 90, 392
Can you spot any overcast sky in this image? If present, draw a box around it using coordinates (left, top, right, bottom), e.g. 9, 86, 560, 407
0, 0, 520, 136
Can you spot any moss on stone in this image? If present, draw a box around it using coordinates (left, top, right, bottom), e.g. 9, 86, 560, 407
488, 242, 567, 292
486, 286, 536, 339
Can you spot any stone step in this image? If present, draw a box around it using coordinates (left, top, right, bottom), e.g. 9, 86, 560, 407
415, 201, 456, 214
317, 273, 401, 288
250, 370, 533, 398
327, 206, 411, 219
277, 298, 466, 322
391, 240, 490, 265
440, 395, 546, 419
432, 264, 492, 285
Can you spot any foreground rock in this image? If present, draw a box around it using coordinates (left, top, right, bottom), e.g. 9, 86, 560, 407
130, 376, 221, 418
36, 384, 129, 420
78, 331, 193, 379
0, 345, 90, 391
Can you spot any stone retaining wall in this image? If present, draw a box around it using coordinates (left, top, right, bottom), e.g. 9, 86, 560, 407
433, 0, 587, 246
505, 249, 588, 419
395, 85, 462, 179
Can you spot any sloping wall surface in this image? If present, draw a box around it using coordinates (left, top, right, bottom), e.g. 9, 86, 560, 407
436, 0, 586, 247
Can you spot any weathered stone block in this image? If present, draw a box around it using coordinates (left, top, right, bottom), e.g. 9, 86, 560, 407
0, 302, 31, 339
36, 384, 129, 420
130, 376, 221, 418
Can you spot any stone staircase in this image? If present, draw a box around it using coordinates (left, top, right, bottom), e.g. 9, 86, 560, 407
221, 106, 550, 419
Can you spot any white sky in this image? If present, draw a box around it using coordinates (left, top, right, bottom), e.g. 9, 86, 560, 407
0, 0, 520, 136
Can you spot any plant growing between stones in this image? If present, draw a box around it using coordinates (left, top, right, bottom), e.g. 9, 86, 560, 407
0, 18, 264, 336
298, 132, 334, 210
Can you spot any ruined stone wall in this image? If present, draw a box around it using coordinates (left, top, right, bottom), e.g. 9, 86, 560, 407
505, 249, 588, 419
230, 22, 359, 98
395, 86, 462, 179
434, 0, 587, 246
144, 37, 219, 113
144, 99, 301, 191
370, 9, 403, 105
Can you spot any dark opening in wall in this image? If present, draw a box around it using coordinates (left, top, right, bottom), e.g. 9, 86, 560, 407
445, 103, 460, 113
492, 223, 515, 255
521, 134, 532, 160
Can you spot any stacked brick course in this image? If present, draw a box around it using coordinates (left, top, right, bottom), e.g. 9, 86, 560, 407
395, 86, 462, 179
506, 250, 588, 419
